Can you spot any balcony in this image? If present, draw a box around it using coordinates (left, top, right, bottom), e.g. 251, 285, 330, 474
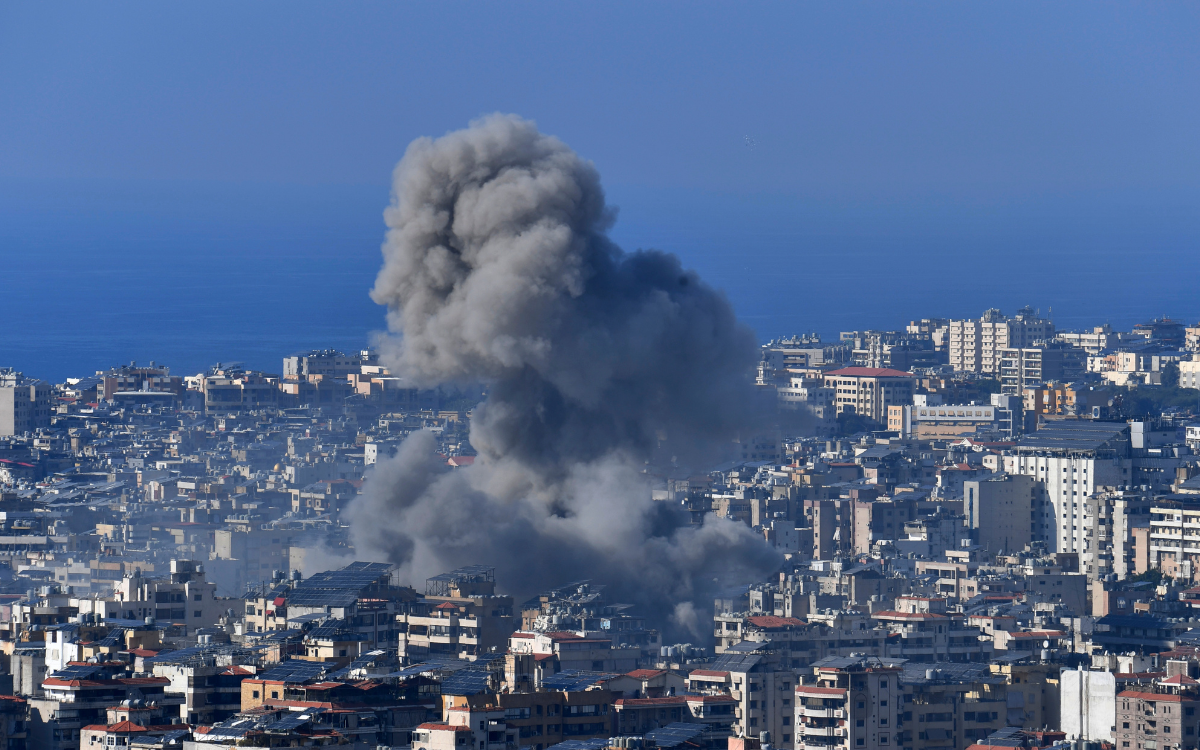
802, 708, 845, 719
803, 726, 842, 737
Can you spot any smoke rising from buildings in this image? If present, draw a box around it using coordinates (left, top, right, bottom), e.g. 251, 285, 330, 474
351, 114, 781, 634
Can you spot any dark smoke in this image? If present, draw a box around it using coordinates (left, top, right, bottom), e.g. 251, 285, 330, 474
350, 114, 781, 638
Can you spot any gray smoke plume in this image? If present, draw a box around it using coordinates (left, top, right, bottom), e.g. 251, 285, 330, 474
350, 114, 781, 637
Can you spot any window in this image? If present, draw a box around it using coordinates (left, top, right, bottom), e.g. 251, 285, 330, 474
271, 691, 278, 699
1123, 723, 1130, 729
194, 594, 202, 601
857, 740, 865, 747
194, 610, 202, 618
253, 690, 260, 699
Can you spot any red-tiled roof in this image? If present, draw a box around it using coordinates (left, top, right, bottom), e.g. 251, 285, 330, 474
304, 681, 347, 690
1119, 690, 1184, 702
418, 723, 474, 732
825, 367, 914, 378
626, 669, 666, 679
105, 721, 148, 733
688, 670, 730, 678
1160, 674, 1200, 685
435, 602, 459, 610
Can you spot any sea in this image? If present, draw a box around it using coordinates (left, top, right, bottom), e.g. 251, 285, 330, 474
2, 179, 1198, 383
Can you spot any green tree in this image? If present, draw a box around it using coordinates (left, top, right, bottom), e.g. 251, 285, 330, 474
1163, 361, 1180, 388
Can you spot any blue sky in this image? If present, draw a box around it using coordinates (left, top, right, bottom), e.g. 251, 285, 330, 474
3, 3, 1200, 378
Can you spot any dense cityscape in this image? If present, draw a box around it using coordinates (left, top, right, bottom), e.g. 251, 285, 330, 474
1, 309, 1200, 749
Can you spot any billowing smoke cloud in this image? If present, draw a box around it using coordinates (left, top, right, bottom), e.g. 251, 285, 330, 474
349, 114, 781, 638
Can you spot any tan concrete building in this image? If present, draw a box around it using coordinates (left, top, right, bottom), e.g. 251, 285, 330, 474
949, 307, 1054, 374
0, 369, 51, 437
399, 566, 516, 661
823, 367, 914, 422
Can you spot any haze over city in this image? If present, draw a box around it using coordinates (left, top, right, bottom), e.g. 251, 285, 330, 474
2, 5, 1200, 750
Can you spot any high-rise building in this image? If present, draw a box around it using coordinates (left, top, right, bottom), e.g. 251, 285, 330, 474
948, 308, 1054, 375
964, 475, 1040, 555
1005, 421, 1134, 556
795, 659, 902, 750
0, 368, 52, 437
998, 344, 1085, 395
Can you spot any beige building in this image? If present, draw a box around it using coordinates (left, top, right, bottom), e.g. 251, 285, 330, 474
0, 369, 51, 437
399, 566, 516, 662
823, 367, 914, 422
964, 475, 1039, 555
889, 402, 999, 439
949, 307, 1054, 374
795, 661, 903, 750
113, 559, 224, 633
1181, 353, 1200, 389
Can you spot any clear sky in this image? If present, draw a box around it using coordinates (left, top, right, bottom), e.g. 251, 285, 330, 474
3, 3, 1200, 378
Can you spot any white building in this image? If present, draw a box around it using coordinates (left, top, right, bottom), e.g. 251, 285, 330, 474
1060, 667, 1115, 742
1005, 422, 1133, 556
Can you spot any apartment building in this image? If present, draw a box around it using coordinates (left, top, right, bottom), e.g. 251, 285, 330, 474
823, 368, 915, 423
0, 369, 52, 437
1005, 421, 1133, 556
872, 598, 992, 663
964, 475, 1039, 555
111, 559, 223, 632
1115, 684, 1200, 750
889, 402, 999, 440
399, 566, 516, 662
795, 659, 902, 750
1083, 488, 1152, 583
28, 672, 183, 750
198, 366, 279, 415
99, 363, 183, 400
1146, 498, 1200, 582
999, 345, 1084, 395
706, 648, 799, 750
949, 307, 1054, 375
282, 349, 374, 378
437, 689, 618, 750
1181, 354, 1200, 390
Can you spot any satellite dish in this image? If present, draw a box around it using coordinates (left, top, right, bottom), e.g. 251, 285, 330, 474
1043, 640, 1051, 649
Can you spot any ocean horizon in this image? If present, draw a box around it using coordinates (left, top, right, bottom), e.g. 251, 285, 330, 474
2, 178, 1197, 383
